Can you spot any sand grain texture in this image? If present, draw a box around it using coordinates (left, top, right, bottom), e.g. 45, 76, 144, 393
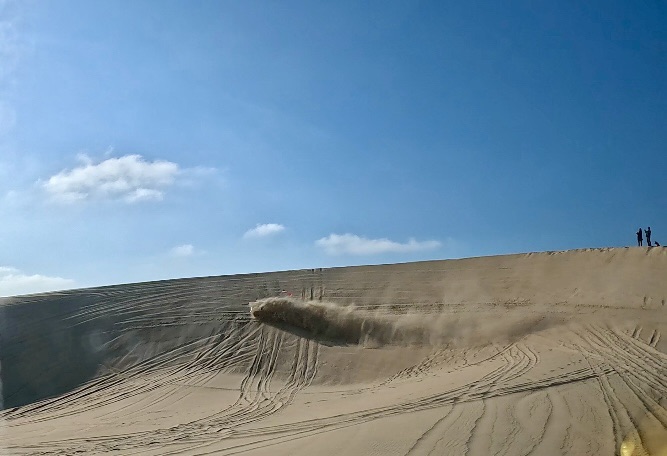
1, 247, 666, 455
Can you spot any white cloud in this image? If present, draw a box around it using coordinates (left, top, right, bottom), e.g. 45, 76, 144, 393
170, 244, 195, 257
76, 152, 93, 165
316, 233, 442, 255
243, 223, 286, 239
40, 154, 180, 203
125, 188, 164, 203
0, 266, 75, 297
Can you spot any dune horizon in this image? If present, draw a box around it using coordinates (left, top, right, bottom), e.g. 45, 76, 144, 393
1, 246, 666, 455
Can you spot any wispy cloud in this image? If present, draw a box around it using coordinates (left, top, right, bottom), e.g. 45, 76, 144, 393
40, 154, 181, 203
0, 266, 75, 297
243, 223, 286, 239
169, 244, 195, 257
316, 233, 442, 255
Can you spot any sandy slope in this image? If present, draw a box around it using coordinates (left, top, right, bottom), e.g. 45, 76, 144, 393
1, 247, 666, 455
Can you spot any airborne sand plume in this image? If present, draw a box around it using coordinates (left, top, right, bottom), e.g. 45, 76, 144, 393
250, 297, 565, 347
2, 247, 667, 455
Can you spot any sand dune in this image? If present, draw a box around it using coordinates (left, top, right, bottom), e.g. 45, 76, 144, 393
1, 247, 666, 455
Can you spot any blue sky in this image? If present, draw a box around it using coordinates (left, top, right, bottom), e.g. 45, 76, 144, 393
1, 0, 665, 296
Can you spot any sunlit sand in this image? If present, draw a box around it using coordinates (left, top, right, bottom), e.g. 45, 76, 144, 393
2, 247, 666, 455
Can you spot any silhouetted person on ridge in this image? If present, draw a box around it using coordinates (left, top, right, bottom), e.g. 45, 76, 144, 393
645, 227, 652, 246
637, 228, 643, 246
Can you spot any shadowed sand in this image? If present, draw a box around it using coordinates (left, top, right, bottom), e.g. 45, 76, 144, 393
2, 247, 666, 455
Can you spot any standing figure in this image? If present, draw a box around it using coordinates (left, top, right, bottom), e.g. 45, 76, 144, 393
637, 228, 643, 246
645, 227, 652, 246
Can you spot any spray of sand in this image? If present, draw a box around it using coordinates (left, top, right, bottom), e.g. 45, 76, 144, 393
250, 297, 563, 347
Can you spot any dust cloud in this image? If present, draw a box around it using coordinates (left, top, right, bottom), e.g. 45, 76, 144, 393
250, 297, 564, 347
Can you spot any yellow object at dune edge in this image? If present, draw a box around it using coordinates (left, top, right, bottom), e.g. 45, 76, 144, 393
621, 423, 667, 456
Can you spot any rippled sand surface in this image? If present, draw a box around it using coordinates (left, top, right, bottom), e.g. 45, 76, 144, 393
2, 247, 666, 455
